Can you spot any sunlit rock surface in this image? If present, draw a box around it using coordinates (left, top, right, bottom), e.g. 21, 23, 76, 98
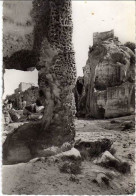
75, 30, 135, 118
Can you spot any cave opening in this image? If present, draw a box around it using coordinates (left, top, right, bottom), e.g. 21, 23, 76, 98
76, 79, 84, 95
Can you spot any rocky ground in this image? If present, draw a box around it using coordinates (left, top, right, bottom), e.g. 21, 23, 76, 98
2, 115, 135, 195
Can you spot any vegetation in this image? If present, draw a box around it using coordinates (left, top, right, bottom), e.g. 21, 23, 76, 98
124, 42, 135, 53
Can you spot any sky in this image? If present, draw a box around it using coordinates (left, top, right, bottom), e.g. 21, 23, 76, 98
3, 1, 135, 98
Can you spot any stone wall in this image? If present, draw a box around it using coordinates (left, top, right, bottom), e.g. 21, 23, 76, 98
19, 82, 35, 92
93, 30, 114, 45
76, 30, 135, 118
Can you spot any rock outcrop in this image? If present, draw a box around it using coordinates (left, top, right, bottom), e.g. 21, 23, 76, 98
3, 1, 35, 71
75, 30, 135, 118
3, 0, 76, 164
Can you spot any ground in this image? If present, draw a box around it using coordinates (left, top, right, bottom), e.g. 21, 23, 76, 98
2, 115, 135, 195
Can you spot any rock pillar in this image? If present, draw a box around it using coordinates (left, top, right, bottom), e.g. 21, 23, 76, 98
34, 0, 76, 146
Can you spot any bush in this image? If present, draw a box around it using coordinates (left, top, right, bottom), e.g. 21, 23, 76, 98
124, 42, 135, 53
101, 160, 130, 174
59, 160, 82, 175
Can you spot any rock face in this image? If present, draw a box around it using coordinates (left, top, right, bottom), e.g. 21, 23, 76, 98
75, 30, 135, 118
36, 0, 76, 146
3, 0, 76, 164
3, 1, 35, 70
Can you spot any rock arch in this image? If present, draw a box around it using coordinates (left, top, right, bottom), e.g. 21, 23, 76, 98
3, 0, 76, 164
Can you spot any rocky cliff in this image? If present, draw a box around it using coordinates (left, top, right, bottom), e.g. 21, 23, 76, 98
75, 30, 135, 118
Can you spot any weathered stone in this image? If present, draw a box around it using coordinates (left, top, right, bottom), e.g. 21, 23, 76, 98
60, 142, 72, 152
51, 147, 81, 160
35, 0, 76, 146
92, 173, 110, 187
93, 151, 131, 174
75, 30, 135, 118
93, 151, 117, 164
93, 30, 114, 45
74, 138, 112, 159
28, 114, 43, 121
3, 1, 35, 71
3, 0, 76, 164
37, 146, 60, 157
121, 120, 134, 131
3, 110, 12, 125
9, 109, 21, 122
3, 121, 41, 164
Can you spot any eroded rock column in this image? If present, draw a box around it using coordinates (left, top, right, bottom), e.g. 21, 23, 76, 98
35, 0, 76, 146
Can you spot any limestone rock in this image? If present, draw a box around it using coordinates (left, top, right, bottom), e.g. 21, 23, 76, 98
93, 151, 131, 174
55, 147, 81, 159
60, 142, 72, 152
121, 120, 134, 131
74, 138, 112, 158
9, 109, 21, 122
75, 30, 135, 118
3, 0, 76, 164
93, 150, 117, 164
49, 148, 81, 162
93, 173, 110, 187
3, 1, 35, 71
3, 121, 41, 164
37, 146, 60, 157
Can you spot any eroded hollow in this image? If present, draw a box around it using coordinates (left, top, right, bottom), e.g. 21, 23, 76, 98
4, 50, 38, 71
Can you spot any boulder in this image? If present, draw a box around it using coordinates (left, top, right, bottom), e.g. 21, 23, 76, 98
48, 148, 81, 162
60, 142, 72, 152
37, 146, 60, 157
28, 113, 43, 121
3, 111, 12, 125
93, 150, 117, 164
92, 173, 110, 187
9, 109, 21, 122
55, 147, 81, 159
93, 151, 131, 174
121, 120, 134, 131
3, 121, 42, 164
74, 138, 112, 159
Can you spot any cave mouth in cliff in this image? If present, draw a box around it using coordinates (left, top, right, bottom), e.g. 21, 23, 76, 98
76, 80, 84, 95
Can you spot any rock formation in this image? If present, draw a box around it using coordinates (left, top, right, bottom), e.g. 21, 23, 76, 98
3, 0, 76, 164
6, 85, 39, 110
75, 30, 135, 118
